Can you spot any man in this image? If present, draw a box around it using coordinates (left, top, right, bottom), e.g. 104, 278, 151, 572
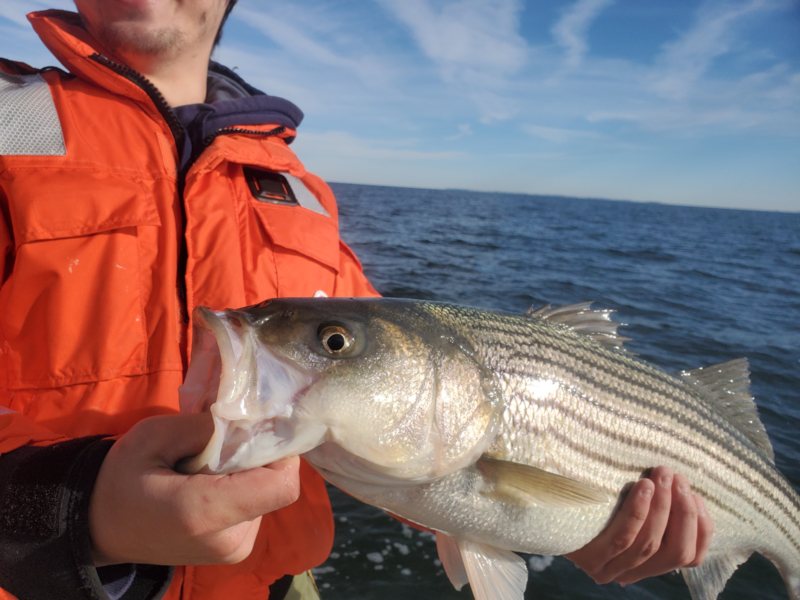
0, 1, 711, 599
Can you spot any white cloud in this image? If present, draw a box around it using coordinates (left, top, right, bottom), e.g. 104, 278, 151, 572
580, 56, 800, 137
649, 0, 775, 99
233, 7, 375, 80
295, 131, 466, 162
523, 124, 602, 143
377, 0, 526, 74
446, 123, 473, 141
0, 0, 74, 27
376, 0, 527, 121
221, 1, 440, 127
0, 1, 76, 68
523, 0, 800, 139
551, 0, 615, 68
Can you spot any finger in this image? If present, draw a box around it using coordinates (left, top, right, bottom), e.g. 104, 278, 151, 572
179, 455, 302, 532
188, 515, 265, 566
160, 413, 216, 467
564, 477, 654, 580
687, 495, 713, 568
615, 472, 698, 584
600, 466, 674, 583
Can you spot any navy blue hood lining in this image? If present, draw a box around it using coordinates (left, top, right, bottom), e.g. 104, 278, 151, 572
173, 61, 304, 172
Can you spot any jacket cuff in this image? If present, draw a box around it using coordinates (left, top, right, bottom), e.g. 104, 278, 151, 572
0, 437, 173, 600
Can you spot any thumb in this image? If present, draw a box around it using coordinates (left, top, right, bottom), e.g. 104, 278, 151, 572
122, 413, 216, 470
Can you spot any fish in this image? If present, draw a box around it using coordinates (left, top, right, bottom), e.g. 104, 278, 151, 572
178, 297, 800, 600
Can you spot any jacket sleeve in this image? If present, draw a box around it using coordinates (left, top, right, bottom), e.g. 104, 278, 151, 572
0, 429, 174, 600
1, 436, 110, 599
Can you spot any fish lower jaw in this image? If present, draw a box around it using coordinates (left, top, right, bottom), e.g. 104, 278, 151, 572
185, 415, 328, 474
179, 307, 325, 473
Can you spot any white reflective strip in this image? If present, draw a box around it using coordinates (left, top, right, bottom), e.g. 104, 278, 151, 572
0, 71, 66, 156
0, 406, 17, 416
283, 173, 330, 217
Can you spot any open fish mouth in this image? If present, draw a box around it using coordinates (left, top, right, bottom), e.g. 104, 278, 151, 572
178, 306, 326, 474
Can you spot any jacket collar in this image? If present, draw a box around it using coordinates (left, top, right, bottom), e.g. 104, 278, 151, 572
29, 10, 156, 106
27, 10, 303, 133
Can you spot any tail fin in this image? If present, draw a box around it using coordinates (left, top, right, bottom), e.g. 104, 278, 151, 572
681, 551, 751, 600
778, 561, 800, 600
684, 552, 800, 600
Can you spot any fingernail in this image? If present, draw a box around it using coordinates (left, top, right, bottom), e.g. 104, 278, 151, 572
679, 483, 691, 495
660, 474, 673, 488
640, 486, 653, 498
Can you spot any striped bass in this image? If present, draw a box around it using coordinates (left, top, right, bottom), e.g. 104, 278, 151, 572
179, 297, 800, 600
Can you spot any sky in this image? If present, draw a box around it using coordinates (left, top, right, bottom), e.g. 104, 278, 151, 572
2, 1, 799, 212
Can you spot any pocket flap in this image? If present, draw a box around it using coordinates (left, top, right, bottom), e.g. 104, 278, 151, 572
252, 201, 340, 272
6, 168, 161, 245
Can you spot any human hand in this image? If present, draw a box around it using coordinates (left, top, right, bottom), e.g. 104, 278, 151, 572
565, 466, 713, 585
89, 413, 300, 567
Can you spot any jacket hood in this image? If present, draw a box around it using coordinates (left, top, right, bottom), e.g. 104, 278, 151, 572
27, 10, 304, 134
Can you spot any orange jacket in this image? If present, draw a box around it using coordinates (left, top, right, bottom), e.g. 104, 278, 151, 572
0, 10, 377, 600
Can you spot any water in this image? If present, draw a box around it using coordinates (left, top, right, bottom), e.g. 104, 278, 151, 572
312, 183, 800, 600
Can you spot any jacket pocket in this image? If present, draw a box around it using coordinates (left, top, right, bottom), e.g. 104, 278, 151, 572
248, 172, 342, 298
0, 169, 161, 388
250, 200, 340, 298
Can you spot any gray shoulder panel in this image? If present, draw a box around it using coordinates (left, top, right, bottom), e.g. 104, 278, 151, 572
0, 71, 66, 156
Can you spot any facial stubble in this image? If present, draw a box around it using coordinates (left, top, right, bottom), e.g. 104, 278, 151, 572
93, 22, 186, 57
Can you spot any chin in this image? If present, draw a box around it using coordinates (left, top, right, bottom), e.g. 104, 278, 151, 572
97, 22, 185, 57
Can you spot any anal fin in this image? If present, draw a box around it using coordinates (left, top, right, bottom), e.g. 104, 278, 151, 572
458, 538, 528, 600
436, 532, 469, 591
682, 551, 751, 600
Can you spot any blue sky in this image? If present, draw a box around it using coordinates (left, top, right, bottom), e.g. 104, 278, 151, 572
2, 1, 799, 211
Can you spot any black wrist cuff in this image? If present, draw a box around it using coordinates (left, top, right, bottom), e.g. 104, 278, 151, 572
0, 437, 172, 600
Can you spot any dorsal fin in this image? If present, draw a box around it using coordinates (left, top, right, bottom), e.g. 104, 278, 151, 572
525, 302, 630, 351
679, 359, 774, 463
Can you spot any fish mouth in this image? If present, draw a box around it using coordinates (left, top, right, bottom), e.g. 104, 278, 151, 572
178, 306, 325, 474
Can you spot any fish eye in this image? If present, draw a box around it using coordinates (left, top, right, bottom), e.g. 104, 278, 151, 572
317, 323, 355, 355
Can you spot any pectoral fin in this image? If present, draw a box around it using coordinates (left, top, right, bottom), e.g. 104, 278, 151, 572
477, 456, 608, 508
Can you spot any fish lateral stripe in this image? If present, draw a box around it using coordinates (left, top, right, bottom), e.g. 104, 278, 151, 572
506, 399, 800, 556
483, 337, 789, 499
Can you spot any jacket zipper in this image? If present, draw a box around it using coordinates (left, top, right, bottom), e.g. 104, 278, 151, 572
192, 126, 286, 164
202, 126, 286, 149
90, 53, 186, 158
88, 53, 196, 365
